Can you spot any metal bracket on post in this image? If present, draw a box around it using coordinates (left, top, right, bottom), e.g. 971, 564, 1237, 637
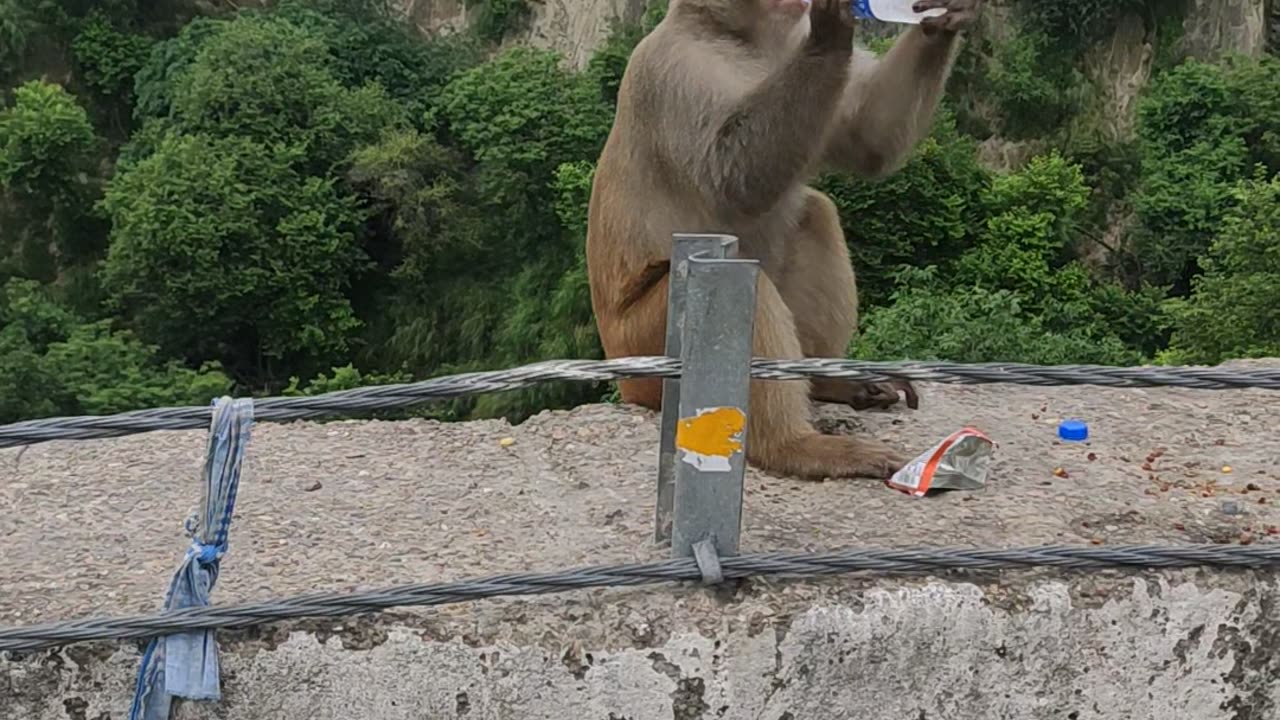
668, 238, 759, 561
655, 233, 740, 545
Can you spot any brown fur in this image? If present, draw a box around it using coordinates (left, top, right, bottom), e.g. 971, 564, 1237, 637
586, 0, 964, 479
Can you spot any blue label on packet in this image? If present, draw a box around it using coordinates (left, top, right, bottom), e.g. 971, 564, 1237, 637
851, 0, 877, 19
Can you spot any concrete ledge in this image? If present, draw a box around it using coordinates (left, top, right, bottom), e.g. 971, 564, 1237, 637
5, 570, 1280, 719
3, 366, 1279, 718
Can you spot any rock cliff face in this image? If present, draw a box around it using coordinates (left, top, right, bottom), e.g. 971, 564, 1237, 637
1079, 0, 1267, 143
1182, 0, 1268, 59
399, 0, 647, 68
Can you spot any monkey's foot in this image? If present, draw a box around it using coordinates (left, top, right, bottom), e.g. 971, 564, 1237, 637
757, 433, 907, 480
812, 378, 920, 411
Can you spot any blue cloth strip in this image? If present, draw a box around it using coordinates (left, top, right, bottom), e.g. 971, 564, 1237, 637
128, 397, 254, 720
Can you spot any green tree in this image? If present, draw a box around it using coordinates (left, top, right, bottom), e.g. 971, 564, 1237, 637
0, 80, 98, 205
272, 0, 484, 121
348, 46, 614, 420
71, 10, 156, 104
852, 266, 1139, 365
816, 109, 988, 308
1165, 174, 1280, 364
0, 278, 231, 423
464, 0, 531, 43
0, 80, 103, 280
1129, 54, 1280, 293
0, 0, 40, 77
100, 133, 368, 383
163, 14, 407, 174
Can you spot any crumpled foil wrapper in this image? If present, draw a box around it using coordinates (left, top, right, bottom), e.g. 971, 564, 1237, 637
886, 427, 994, 497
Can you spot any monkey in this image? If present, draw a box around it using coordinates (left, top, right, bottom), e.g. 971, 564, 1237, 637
585, 0, 980, 479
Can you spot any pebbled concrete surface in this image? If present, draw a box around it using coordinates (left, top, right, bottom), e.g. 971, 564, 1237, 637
2, 359, 1280, 718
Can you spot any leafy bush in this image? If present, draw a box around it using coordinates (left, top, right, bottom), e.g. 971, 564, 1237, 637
985, 31, 1084, 139
272, 0, 484, 121
465, 0, 531, 43
164, 14, 407, 174
852, 267, 1139, 365
0, 278, 231, 423
1164, 173, 1280, 364
131, 16, 226, 123
0, 0, 40, 77
816, 109, 988, 307
350, 47, 614, 420
100, 133, 368, 382
1128, 55, 1280, 293
0, 80, 98, 202
1017, 0, 1152, 47
71, 10, 155, 102
0, 79, 103, 278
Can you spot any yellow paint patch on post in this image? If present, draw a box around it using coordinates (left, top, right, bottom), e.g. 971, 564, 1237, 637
676, 407, 746, 472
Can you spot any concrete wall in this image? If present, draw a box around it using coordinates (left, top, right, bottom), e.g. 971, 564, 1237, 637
6, 570, 1280, 719
5, 367, 1279, 718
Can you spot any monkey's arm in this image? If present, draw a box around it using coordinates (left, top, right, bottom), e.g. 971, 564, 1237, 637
655, 48, 850, 215
821, 29, 962, 179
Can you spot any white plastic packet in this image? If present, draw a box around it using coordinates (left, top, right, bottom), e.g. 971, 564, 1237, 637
886, 427, 994, 497
851, 0, 947, 24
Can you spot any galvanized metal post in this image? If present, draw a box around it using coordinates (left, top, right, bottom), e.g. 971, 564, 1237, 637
668, 243, 759, 560
655, 234, 737, 545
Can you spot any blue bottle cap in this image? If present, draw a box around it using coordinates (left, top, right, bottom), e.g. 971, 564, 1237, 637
1058, 419, 1088, 442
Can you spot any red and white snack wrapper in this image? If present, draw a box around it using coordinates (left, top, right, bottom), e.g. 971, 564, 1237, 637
886, 427, 994, 497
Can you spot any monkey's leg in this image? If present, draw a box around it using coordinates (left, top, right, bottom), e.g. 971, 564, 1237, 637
607, 272, 670, 412
747, 272, 906, 479
778, 190, 919, 410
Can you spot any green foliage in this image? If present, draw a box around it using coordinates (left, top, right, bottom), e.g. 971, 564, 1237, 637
438, 47, 612, 191
851, 150, 1158, 365
33, 0, 140, 31
1128, 55, 1280, 293
955, 152, 1153, 358
816, 110, 988, 307
131, 16, 225, 123
351, 46, 614, 421
0, 80, 97, 201
0, 0, 40, 77
1017, 0, 1150, 48
282, 363, 412, 396
465, 0, 531, 43
164, 15, 408, 173
0, 80, 103, 278
70, 11, 156, 101
584, 1, 668, 105
0, 0, 1275, 430
985, 31, 1084, 139
853, 267, 1138, 365
1165, 174, 1280, 364
100, 133, 368, 381
0, 278, 231, 423
272, 0, 484, 121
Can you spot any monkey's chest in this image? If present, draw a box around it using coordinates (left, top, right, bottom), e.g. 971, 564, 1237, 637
724, 192, 811, 275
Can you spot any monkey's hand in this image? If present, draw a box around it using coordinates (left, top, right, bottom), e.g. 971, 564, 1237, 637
807, 0, 855, 53
913, 0, 981, 36
848, 380, 920, 412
